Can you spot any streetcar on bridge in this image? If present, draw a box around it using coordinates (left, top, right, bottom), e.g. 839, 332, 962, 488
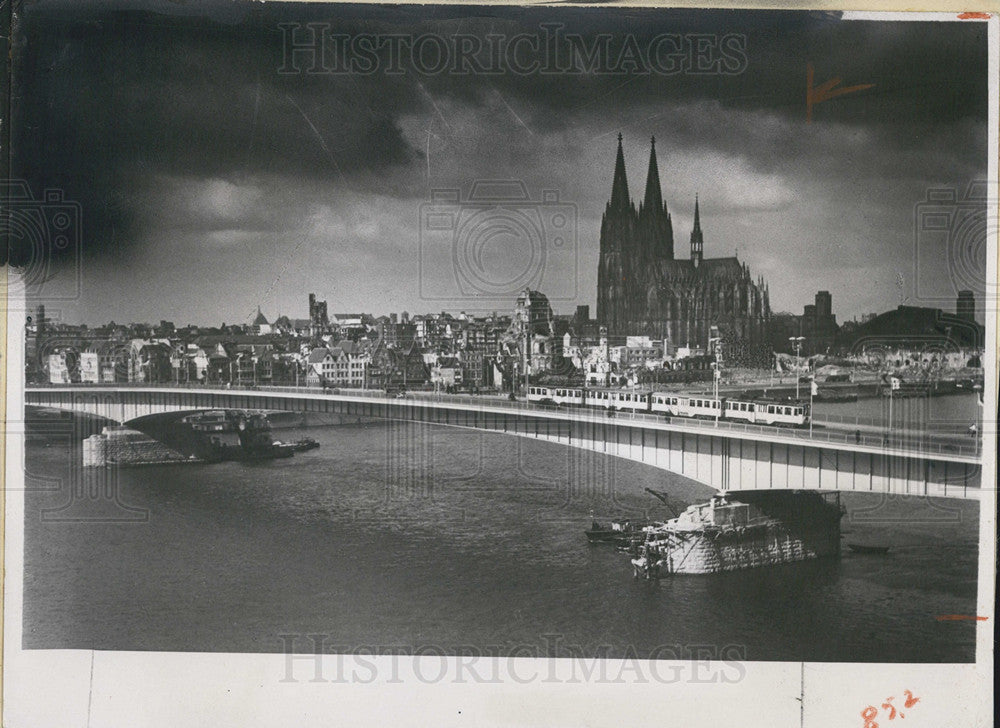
526, 385, 809, 427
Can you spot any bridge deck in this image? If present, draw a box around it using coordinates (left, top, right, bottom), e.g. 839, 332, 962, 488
24, 384, 984, 500
24, 384, 982, 463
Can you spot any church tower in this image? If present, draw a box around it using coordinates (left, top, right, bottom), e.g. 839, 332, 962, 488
638, 136, 674, 262
690, 195, 704, 267
596, 133, 635, 332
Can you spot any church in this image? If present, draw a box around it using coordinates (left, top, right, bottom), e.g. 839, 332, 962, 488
596, 135, 771, 360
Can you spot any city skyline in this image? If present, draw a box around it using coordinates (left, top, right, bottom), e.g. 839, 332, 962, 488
14, 3, 990, 327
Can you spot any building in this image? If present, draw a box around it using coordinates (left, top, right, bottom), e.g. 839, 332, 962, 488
305, 348, 333, 386
505, 288, 563, 375
957, 290, 976, 323
769, 291, 840, 356
796, 291, 839, 355
305, 342, 370, 388
308, 294, 328, 330
171, 343, 209, 383
252, 307, 272, 336
235, 345, 274, 385
595, 135, 770, 361
430, 356, 463, 388
368, 340, 428, 388
377, 315, 417, 348
127, 339, 172, 383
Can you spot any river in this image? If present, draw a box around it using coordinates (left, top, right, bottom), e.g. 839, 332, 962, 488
22, 409, 979, 662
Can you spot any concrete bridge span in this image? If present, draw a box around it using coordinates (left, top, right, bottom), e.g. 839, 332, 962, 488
24, 385, 984, 501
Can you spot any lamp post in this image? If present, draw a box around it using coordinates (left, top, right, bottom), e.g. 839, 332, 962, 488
709, 335, 722, 426
887, 371, 898, 446
523, 327, 530, 397
789, 336, 805, 399
808, 375, 815, 436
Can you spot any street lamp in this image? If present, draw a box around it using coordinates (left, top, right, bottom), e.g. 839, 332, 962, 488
523, 326, 530, 397
709, 335, 723, 425
808, 374, 816, 436
789, 337, 805, 399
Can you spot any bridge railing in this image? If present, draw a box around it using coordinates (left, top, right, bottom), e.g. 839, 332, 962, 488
24, 382, 982, 458
810, 410, 982, 433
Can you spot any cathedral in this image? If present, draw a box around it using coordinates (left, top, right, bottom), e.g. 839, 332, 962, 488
596, 135, 771, 358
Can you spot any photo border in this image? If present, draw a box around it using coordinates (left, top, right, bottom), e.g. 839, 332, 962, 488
2, 4, 996, 727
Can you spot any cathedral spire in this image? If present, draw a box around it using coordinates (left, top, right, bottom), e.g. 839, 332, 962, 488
643, 136, 663, 211
690, 194, 703, 266
609, 133, 630, 211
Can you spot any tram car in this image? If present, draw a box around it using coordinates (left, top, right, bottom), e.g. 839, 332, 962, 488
526, 386, 585, 406
586, 388, 651, 412
527, 385, 651, 411
650, 393, 721, 419
650, 393, 807, 426
527, 386, 809, 427
721, 399, 809, 426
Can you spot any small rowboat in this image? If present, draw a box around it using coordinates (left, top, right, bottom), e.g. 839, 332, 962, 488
847, 543, 890, 554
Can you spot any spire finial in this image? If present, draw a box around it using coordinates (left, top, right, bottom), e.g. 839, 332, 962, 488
617, 132, 623, 143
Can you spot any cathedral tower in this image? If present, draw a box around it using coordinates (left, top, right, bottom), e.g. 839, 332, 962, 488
638, 137, 674, 263
595, 135, 771, 361
690, 195, 703, 267
596, 133, 635, 333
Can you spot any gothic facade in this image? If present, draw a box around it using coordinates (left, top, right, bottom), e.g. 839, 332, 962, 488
596, 135, 771, 355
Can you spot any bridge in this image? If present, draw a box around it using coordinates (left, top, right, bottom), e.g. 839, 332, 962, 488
24, 384, 984, 500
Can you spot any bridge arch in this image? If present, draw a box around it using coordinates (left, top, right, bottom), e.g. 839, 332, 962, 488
24, 386, 983, 500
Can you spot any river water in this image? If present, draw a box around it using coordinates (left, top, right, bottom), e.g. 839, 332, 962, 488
22, 400, 980, 662
812, 391, 982, 433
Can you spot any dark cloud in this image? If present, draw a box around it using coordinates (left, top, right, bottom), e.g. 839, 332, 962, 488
8, 1, 989, 322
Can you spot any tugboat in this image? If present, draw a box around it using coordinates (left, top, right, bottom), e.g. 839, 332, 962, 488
199, 411, 297, 462
630, 491, 844, 577
585, 489, 678, 546
585, 518, 653, 546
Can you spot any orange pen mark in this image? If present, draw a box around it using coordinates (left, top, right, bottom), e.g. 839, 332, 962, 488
957, 12, 990, 19
807, 63, 876, 123
935, 614, 989, 621
861, 706, 879, 728
862, 691, 921, 726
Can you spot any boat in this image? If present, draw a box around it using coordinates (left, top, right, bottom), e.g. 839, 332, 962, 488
198, 411, 298, 462
815, 390, 859, 403
585, 489, 677, 546
847, 543, 890, 554
879, 380, 933, 398
207, 439, 295, 461
290, 437, 320, 453
630, 491, 844, 577
585, 519, 654, 546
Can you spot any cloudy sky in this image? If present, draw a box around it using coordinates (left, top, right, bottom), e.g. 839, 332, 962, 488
10, 1, 991, 327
